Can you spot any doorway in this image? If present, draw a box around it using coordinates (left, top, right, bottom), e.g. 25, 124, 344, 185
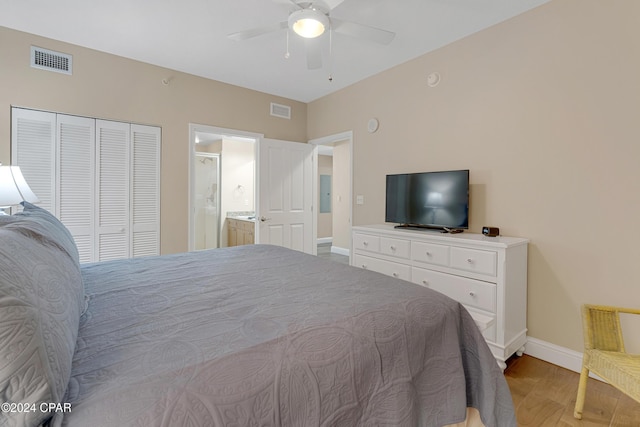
310, 131, 353, 259
188, 124, 261, 252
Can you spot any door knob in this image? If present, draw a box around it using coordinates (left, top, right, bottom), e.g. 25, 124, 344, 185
260, 216, 271, 222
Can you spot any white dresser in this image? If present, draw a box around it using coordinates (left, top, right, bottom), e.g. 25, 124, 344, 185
351, 224, 528, 369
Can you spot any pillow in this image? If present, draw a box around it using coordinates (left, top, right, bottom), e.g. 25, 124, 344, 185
0, 217, 84, 426
0, 202, 80, 266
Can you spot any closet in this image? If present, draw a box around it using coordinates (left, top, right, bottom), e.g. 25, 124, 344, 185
11, 107, 160, 263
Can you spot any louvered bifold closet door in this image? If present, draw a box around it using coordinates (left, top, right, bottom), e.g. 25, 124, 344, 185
11, 108, 56, 213
96, 120, 130, 261
131, 124, 160, 257
57, 115, 95, 263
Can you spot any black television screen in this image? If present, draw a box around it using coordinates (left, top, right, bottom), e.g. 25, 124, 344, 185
385, 170, 469, 230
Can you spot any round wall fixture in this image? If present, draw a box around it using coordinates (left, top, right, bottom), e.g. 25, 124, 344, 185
367, 118, 379, 133
427, 72, 441, 87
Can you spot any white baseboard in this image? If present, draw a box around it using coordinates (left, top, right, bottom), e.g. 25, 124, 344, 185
317, 237, 332, 245
525, 337, 583, 373
525, 337, 604, 381
331, 246, 349, 256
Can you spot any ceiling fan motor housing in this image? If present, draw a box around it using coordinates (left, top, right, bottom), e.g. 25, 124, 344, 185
288, 7, 330, 38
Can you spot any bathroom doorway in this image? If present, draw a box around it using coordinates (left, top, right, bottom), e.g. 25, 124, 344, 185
188, 124, 260, 252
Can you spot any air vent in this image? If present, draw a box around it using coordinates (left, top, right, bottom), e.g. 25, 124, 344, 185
30, 46, 72, 75
270, 102, 291, 120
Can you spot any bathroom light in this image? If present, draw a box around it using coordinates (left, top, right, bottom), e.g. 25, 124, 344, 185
289, 9, 329, 39
0, 165, 39, 214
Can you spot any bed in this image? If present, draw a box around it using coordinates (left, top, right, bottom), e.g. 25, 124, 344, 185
0, 203, 516, 427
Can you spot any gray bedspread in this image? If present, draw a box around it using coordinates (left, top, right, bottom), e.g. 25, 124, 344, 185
59, 244, 515, 427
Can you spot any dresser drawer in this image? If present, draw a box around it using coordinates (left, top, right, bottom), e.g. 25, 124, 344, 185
353, 233, 380, 253
450, 247, 497, 277
411, 241, 450, 267
379, 237, 410, 259
353, 254, 411, 281
411, 267, 496, 313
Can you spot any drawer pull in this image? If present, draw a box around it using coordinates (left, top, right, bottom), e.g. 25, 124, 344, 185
390, 245, 396, 251
466, 258, 474, 264
361, 264, 367, 269
363, 241, 369, 246
425, 251, 431, 256
422, 280, 429, 286
469, 291, 476, 297
392, 272, 399, 277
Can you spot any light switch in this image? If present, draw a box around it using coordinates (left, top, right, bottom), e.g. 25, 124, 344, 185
356, 195, 364, 205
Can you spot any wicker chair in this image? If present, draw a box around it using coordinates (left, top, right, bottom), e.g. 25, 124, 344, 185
574, 304, 640, 419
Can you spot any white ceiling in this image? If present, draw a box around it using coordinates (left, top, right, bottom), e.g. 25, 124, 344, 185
0, 0, 549, 103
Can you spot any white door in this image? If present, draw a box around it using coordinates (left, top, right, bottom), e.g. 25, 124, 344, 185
95, 119, 131, 261
257, 138, 315, 254
57, 114, 95, 263
130, 124, 161, 258
11, 107, 161, 263
11, 108, 57, 213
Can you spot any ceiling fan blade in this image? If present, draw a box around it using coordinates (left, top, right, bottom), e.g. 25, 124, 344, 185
227, 21, 288, 41
271, 0, 306, 10
330, 18, 395, 45
306, 38, 323, 70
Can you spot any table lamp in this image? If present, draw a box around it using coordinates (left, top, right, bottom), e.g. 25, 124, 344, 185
0, 164, 39, 215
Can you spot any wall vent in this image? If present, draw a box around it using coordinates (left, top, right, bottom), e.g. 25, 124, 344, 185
30, 46, 72, 75
270, 102, 291, 120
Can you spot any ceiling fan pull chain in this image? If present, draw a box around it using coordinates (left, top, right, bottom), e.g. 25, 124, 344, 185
328, 26, 333, 82
285, 30, 291, 59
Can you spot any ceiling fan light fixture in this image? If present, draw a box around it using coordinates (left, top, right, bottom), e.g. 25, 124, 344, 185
289, 9, 329, 39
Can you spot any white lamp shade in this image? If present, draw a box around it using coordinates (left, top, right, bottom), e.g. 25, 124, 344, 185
0, 165, 39, 208
289, 9, 329, 38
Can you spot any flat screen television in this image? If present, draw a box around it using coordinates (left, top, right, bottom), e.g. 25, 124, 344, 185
385, 169, 469, 232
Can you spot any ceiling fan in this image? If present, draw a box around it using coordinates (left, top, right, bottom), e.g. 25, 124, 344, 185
227, 0, 396, 70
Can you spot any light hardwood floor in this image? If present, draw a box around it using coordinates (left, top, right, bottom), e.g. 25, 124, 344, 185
504, 355, 640, 426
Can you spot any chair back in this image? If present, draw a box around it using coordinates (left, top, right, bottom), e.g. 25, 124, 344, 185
582, 305, 625, 352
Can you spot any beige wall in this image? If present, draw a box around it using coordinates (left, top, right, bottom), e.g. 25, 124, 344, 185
308, 0, 640, 353
317, 154, 333, 239
0, 26, 307, 255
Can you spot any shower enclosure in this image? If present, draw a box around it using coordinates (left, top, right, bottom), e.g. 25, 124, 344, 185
193, 153, 220, 250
